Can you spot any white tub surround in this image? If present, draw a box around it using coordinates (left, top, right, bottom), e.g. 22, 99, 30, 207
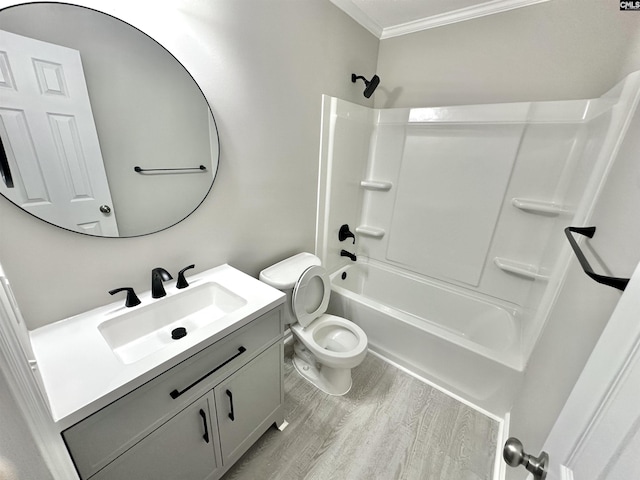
317, 71, 640, 415
329, 261, 522, 415
29, 265, 284, 430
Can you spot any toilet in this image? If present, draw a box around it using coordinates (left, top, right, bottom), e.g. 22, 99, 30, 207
260, 252, 368, 395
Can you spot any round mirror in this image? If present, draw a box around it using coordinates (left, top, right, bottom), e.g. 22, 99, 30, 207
0, 2, 219, 237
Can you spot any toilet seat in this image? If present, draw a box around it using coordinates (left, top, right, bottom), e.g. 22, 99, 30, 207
292, 265, 330, 328
291, 314, 368, 369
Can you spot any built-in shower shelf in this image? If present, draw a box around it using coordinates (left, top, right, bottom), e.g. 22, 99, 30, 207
356, 226, 385, 238
511, 198, 566, 215
360, 180, 392, 191
494, 257, 549, 281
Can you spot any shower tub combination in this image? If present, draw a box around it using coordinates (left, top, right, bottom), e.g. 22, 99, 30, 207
327, 260, 523, 415
318, 73, 640, 417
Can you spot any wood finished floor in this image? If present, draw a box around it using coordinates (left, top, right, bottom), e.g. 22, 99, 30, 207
221, 348, 498, 480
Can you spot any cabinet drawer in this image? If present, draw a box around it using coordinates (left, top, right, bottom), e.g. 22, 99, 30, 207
64, 307, 282, 480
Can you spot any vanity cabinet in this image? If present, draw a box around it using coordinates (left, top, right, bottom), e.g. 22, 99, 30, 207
63, 307, 284, 480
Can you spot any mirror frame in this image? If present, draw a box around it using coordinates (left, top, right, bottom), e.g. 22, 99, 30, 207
0, 1, 219, 238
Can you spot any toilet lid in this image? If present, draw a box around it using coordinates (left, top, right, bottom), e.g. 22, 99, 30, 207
292, 265, 330, 328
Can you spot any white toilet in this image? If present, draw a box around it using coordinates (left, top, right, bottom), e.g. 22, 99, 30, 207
260, 252, 368, 395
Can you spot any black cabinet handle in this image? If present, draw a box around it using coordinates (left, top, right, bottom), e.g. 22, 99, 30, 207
564, 226, 629, 291
170, 346, 247, 399
199, 409, 209, 443
226, 389, 235, 421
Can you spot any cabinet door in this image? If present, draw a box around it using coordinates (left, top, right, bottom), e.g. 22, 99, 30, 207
214, 342, 282, 465
91, 393, 222, 480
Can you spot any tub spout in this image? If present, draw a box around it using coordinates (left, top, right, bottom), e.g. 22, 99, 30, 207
340, 249, 357, 261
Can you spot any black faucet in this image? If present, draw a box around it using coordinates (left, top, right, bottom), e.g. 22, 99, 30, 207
340, 249, 357, 261
151, 267, 173, 298
109, 287, 141, 307
176, 264, 195, 289
338, 224, 356, 244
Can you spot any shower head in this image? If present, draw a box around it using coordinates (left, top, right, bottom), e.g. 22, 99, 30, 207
351, 73, 380, 98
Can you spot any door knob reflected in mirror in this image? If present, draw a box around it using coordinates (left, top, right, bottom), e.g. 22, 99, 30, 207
503, 437, 548, 480
99, 205, 112, 214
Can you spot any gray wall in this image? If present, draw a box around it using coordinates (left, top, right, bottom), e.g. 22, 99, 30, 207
0, 0, 379, 328
376, 0, 640, 108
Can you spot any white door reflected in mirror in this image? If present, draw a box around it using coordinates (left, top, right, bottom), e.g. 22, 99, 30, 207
0, 29, 119, 236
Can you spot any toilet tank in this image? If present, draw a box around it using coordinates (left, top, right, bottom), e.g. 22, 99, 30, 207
259, 252, 322, 325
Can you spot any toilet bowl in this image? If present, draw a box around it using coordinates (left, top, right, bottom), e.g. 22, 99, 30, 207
259, 253, 368, 395
291, 314, 367, 395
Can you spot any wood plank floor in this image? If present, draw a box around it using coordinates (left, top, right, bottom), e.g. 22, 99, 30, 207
221, 347, 498, 480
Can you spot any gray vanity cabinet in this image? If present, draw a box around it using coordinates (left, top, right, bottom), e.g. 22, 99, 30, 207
91, 394, 222, 480
63, 307, 284, 480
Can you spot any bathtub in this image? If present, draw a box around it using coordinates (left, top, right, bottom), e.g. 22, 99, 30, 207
327, 260, 524, 415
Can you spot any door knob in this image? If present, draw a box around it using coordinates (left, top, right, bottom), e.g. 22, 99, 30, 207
99, 205, 112, 214
503, 437, 548, 480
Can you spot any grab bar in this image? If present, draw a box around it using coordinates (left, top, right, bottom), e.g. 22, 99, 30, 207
564, 226, 629, 291
134, 165, 207, 173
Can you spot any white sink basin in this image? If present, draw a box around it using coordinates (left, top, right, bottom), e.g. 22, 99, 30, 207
98, 282, 247, 364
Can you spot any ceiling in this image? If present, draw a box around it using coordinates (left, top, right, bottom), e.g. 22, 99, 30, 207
330, 0, 551, 39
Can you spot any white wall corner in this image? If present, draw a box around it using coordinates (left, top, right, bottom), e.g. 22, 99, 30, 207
329, 0, 383, 38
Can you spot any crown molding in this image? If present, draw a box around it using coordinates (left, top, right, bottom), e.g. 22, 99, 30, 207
381, 0, 551, 39
333, 0, 551, 40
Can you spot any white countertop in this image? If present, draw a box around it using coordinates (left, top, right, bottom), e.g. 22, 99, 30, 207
29, 264, 284, 431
